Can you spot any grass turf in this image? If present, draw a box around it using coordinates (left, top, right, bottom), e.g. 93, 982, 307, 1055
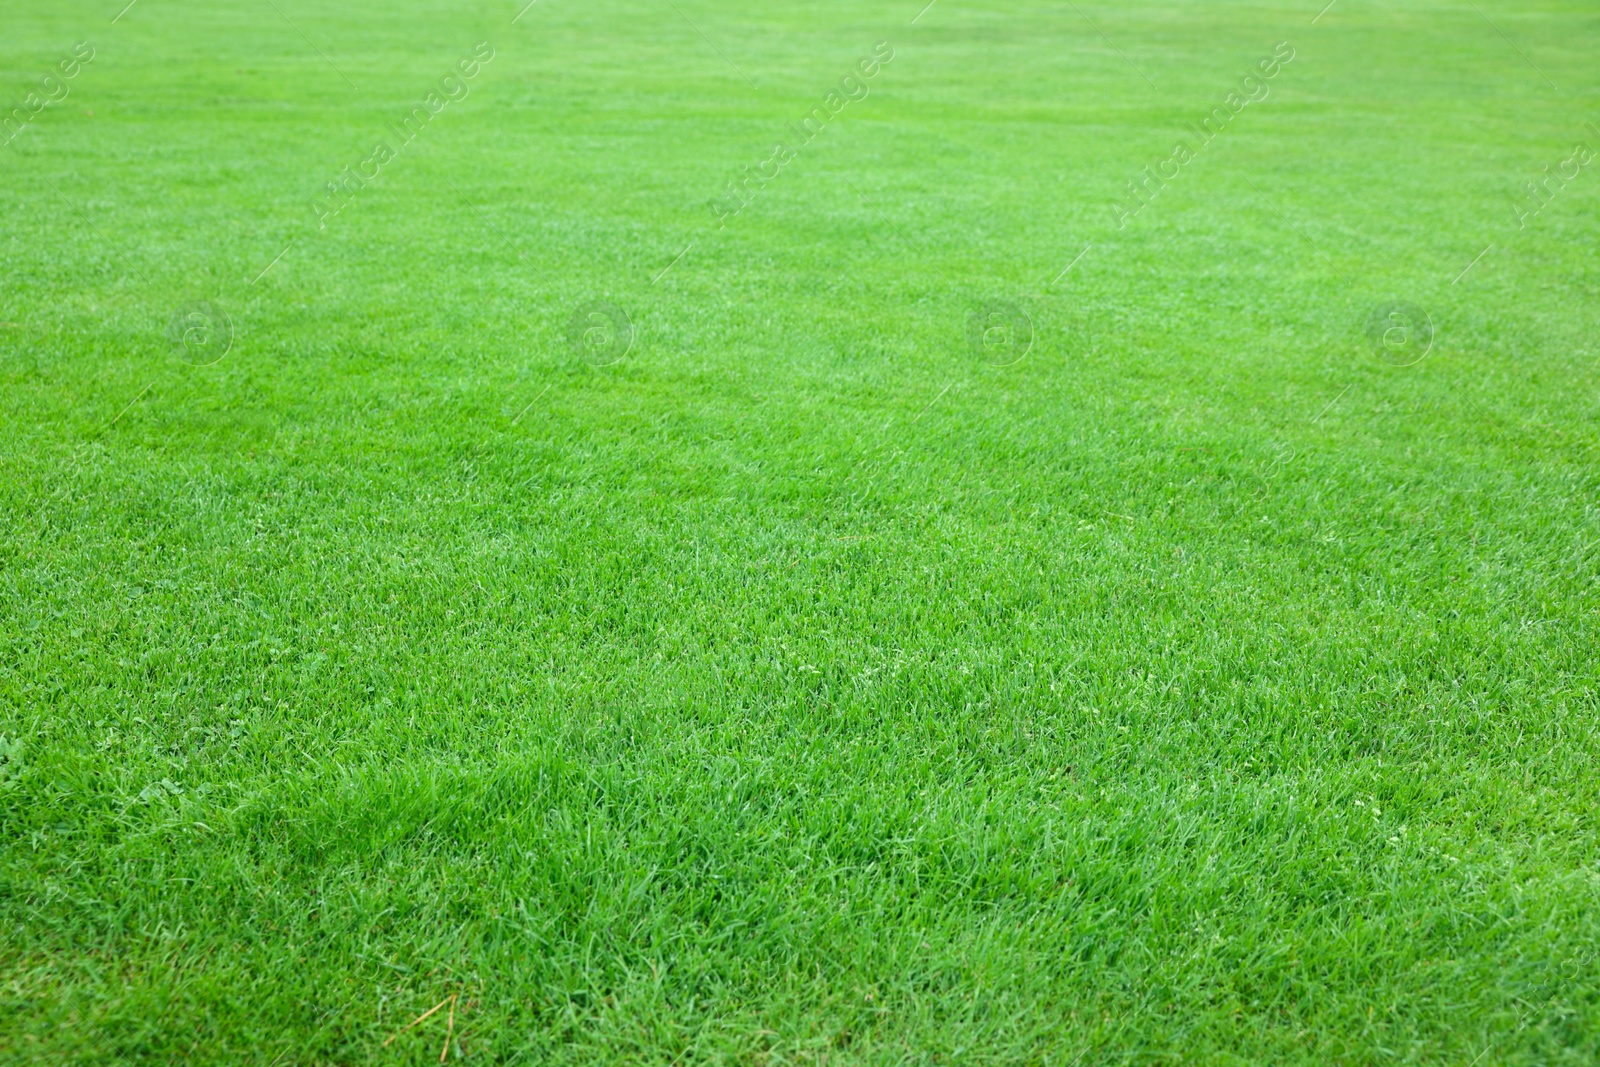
3, 0, 1599, 1062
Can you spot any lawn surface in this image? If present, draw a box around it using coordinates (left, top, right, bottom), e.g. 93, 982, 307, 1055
3, 0, 1599, 1063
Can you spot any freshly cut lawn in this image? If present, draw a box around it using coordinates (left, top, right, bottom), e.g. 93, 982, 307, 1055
2, 0, 1598, 1062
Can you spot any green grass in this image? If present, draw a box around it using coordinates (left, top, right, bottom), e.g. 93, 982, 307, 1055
3, 0, 1599, 1062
